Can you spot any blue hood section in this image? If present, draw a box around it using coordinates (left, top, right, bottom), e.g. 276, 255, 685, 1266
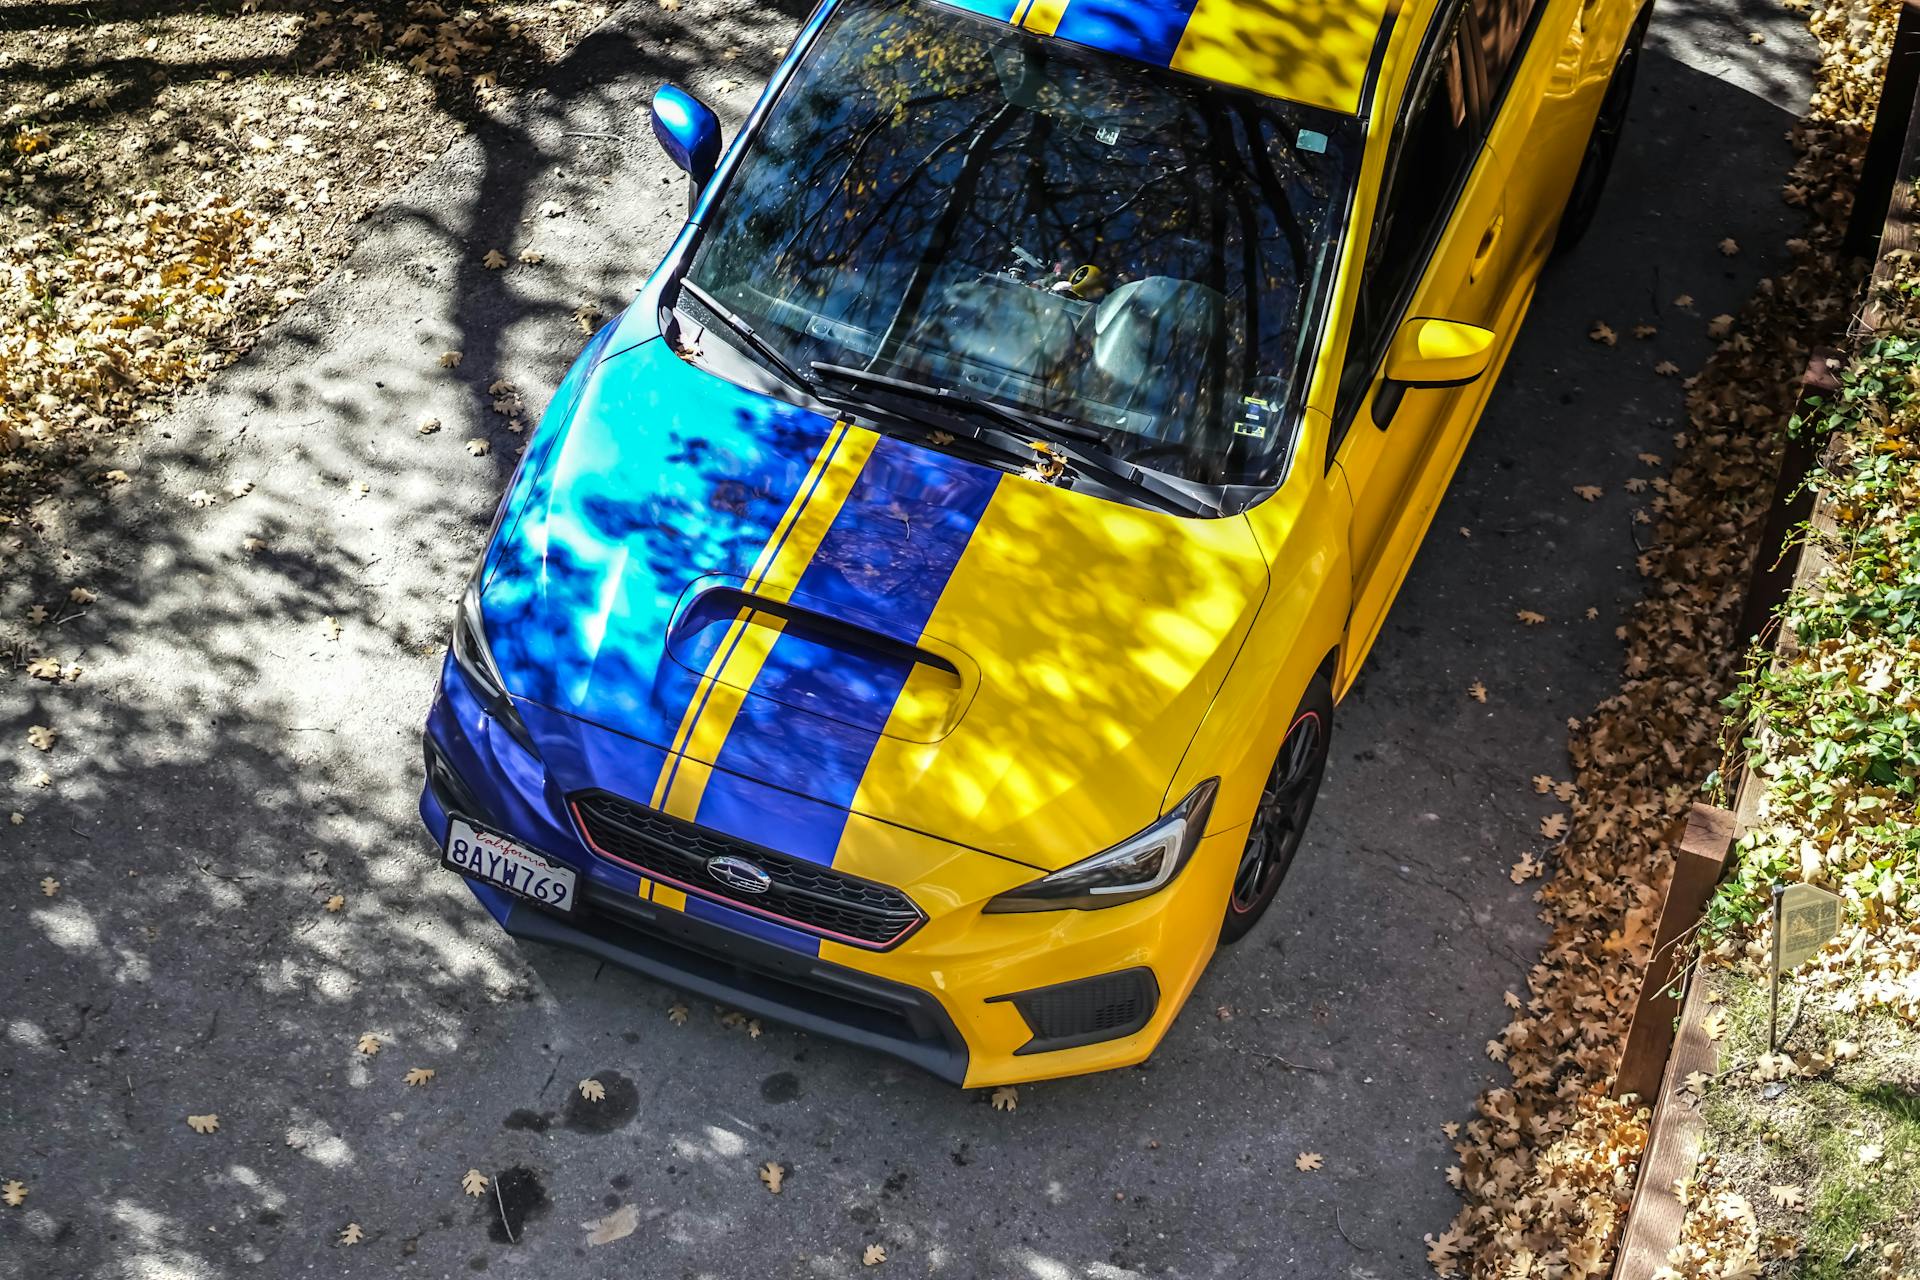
482, 337, 840, 750
480, 337, 1004, 764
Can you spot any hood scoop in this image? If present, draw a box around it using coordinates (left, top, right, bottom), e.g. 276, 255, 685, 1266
664, 579, 977, 744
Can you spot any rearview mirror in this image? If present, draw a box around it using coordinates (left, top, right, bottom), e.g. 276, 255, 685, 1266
650, 84, 721, 211
1382, 317, 1497, 389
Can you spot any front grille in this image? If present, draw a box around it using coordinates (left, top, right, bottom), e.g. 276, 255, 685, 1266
991, 968, 1159, 1055
570, 790, 925, 949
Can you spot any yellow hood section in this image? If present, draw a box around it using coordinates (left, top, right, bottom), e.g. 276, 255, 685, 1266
851, 478, 1269, 870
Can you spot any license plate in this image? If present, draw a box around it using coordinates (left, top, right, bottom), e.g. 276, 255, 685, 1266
442, 817, 578, 915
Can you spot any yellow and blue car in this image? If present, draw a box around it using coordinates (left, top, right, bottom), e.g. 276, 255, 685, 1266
421, 0, 1650, 1085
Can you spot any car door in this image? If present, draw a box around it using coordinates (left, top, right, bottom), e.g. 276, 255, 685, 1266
1328, 2, 1521, 690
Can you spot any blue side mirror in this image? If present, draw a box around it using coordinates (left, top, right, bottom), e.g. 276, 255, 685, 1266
650, 84, 721, 209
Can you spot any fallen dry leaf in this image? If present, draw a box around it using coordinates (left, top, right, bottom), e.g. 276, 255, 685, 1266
1701, 1009, 1728, 1042
187, 1113, 219, 1134
1532, 774, 1554, 794
1708, 314, 1735, 339
2, 1180, 26, 1207
1632, 323, 1658, 339
417, 415, 441, 435
1516, 610, 1547, 626
1540, 813, 1568, 840
1295, 1151, 1323, 1172
40, 877, 59, 898
863, 1243, 887, 1266
404, 1067, 435, 1087
27, 726, 54, 752
439, 350, 464, 368
1468, 680, 1488, 703
668, 1002, 689, 1025
324, 894, 345, 913
68, 587, 97, 605
578, 1078, 606, 1102
466, 439, 491, 457
187, 489, 216, 509
1718, 237, 1740, 256
27, 657, 61, 681
584, 1203, 639, 1246
1770, 1184, 1804, 1211
482, 249, 508, 269
462, 1169, 488, 1197
1589, 321, 1617, 346
356, 1032, 381, 1056
991, 1086, 1018, 1112
339, 1222, 364, 1246
759, 1161, 785, 1194
1654, 360, 1680, 376
1573, 484, 1604, 501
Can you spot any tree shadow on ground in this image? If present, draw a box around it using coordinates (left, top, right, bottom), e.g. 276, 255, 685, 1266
0, 12, 1818, 1279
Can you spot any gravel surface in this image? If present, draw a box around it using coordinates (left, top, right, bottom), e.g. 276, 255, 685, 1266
1, 0, 1814, 1275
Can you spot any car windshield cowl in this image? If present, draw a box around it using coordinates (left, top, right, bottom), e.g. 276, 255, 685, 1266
679, 0, 1359, 500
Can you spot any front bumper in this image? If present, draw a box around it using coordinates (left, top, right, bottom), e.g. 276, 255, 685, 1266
420, 656, 1239, 1088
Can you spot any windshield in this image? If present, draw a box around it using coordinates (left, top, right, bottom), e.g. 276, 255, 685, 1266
682, 0, 1359, 491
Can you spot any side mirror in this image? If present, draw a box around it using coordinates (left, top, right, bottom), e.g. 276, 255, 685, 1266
1373, 317, 1497, 429
1382, 317, 1496, 388
650, 84, 721, 211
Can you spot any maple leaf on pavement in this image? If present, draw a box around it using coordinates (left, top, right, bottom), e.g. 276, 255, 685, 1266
324, 894, 345, 912
462, 1169, 489, 1197
339, 1222, 364, 1245
1572, 485, 1603, 501
417, 415, 441, 435
1672, 293, 1695, 309
1700, 1010, 1728, 1041
1718, 237, 1740, 256
863, 1243, 888, 1265
1540, 813, 1568, 840
668, 1002, 689, 1025
1516, 610, 1546, 626
1532, 774, 1553, 794
1295, 1152, 1323, 1172
1441, 1121, 1460, 1138
578, 1078, 606, 1102
991, 1086, 1018, 1112
404, 1067, 435, 1087
356, 1032, 381, 1056
1467, 681, 1487, 703
482, 249, 508, 269
1588, 322, 1617, 346
187, 489, 216, 509
1653, 360, 1680, 376
2, 1181, 26, 1207
27, 725, 55, 751
40, 877, 59, 897
759, 1161, 785, 1194
1770, 1185, 1804, 1211
187, 1113, 220, 1134
440, 350, 464, 368
27, 657, 60, 680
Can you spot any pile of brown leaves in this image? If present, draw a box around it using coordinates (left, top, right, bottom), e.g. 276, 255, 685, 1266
0, 194, 277, 485
1427, 0, 1888, 1273
0, 1, 608, 520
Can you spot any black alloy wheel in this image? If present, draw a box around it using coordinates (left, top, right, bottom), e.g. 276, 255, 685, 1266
1221, 671, 1333, 944
1553, 4, 1653, 254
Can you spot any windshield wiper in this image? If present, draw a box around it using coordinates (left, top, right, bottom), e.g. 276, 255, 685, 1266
810, 363, 1218, 518
676, 278, 818, 393
812, 362, 1104, 443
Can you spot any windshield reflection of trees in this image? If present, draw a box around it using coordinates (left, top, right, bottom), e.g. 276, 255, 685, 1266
691, 1, 1348, 483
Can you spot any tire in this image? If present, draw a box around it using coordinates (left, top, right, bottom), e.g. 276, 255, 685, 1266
1552, 5, 1652, 255
1220, 671, 1334, 945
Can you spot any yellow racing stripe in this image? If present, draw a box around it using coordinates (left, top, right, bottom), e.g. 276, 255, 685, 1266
647, 423, 878, 821
1018, 0, 1070, 36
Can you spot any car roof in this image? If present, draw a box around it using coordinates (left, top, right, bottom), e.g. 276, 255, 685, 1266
933, 0, 1399, 116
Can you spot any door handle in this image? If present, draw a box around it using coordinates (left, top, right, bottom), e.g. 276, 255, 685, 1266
1470, 214, 1503, 283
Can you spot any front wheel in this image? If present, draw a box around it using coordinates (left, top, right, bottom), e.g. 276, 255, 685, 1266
1220, 672, 1333, 945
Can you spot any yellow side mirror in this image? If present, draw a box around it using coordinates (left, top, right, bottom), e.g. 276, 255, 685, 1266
1382, 317, 1497, 388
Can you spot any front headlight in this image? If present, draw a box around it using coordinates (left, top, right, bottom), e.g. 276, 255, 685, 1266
450, 576, 536, 753
982, 779, 1219, 913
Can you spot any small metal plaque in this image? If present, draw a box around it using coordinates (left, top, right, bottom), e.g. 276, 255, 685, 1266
1775, 882, 1843, 973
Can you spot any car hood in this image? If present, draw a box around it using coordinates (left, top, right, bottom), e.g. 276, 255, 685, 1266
484, 337, 1269, 869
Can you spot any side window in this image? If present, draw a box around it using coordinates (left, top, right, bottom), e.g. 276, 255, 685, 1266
1330, 10, 1483, 448
1471, 0, 1544, 104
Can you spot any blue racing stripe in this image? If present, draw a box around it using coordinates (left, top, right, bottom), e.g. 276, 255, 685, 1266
693, 438, 1001, 867
1051, 0, 1202, 65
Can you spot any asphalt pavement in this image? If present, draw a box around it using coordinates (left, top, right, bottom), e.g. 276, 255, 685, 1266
1, 0, 1816, 1275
